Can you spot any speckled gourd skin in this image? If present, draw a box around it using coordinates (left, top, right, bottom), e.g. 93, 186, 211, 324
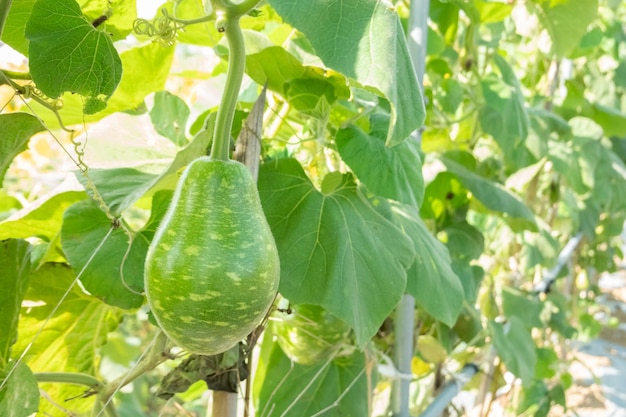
144, 157, 280, 355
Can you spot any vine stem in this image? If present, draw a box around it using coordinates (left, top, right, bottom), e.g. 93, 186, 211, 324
98, 331, 170, 404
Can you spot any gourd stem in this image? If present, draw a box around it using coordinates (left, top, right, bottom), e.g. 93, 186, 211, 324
210, 16, 246, 161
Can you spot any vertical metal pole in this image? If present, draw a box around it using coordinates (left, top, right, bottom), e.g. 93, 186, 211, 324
391, 295, 416, 416
408, 0, 430, 87
391, 1, 430, 417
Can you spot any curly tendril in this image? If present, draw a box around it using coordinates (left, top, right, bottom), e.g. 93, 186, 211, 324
17, 84, 61, 110
70, 130, 116, 221
133, 9, 184, 46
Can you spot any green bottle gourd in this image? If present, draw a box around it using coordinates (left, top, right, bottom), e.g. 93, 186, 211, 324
144, 157, 280, 355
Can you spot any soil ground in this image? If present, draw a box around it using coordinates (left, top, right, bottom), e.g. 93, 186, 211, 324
561, 270, 626, 417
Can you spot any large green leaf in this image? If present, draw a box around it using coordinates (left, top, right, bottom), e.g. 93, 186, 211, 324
0, 113, 45, 186
490, 317, 537, 385
266, 0, 425, 146
1, 0, 135, 55
0, 240, 31, 371
60, 200, 147, 309
25, 0, 122, 114
14, 263, 120, 416
335, 116, 424, 208
533, 0, 599, 57
257, 342, 371, 417
440, 157, 537, 229
258, 158, 414, 347
0, 362, 39, 417
0, 191, 86, 241
390, 204, 463, 326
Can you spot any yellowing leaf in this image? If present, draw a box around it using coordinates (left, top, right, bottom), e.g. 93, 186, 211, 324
417, 335, 447, 364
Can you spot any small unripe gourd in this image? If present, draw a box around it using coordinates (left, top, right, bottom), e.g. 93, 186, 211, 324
144, 157, 280, 355
273, 304, 350, 365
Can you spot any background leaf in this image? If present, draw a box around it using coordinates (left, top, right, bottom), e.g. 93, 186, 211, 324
442, 222, 484, 262
0, 240, 31, 370
0, 113, 45, 186
548, 136, 600, 194
1, 0, 37, 55
162, 0, 221, 47
534, 0, 599, 57
502, 287, 543, 329
441, 157, 537, 228
258, 158, 414, 347
0, 362, 39, 417
479, 55, 529, 163
0, 192, 86, 241
14, 263, 120, 416
149, 91, 191, 147
490, 317, 537, 385
266, 0, 425, 146
25, 0, 122, 113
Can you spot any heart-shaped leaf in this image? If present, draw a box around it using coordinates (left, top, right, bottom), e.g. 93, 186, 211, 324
258, 158, 414, 347
25, 0, 122, 113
